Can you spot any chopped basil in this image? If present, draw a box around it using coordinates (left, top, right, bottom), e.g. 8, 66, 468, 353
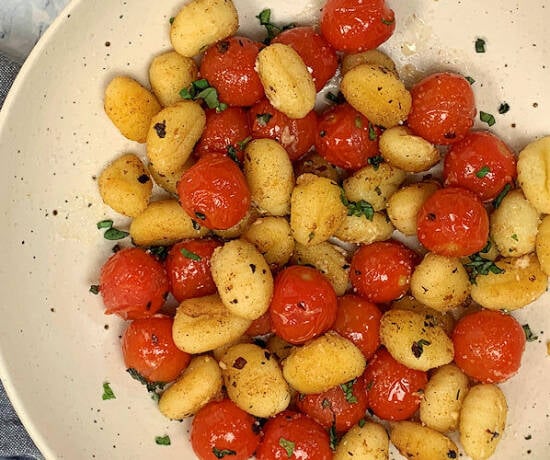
475, 37, 486, 53
180, 79, 227, 112
256, 112, 273, 127
321, 398, 331, 408
237, 136, 252, 151
411, 339, 431, 358
354, 115, 363, 129
180, 247, 201, 261
511, 233, 519, 241
329, 424, 338, 450
148, 245, 169, 262
153, 120, 166, 138
480, 111, 496, 126
212, 447, 237, 458
103, 228, 129, 240
226, 146, 240, 164
492, 183, 511, 208
465, 76, 476, 85
464, 252, 505, 284
522, 324, 538, 342
367, 155, 384, 170
340, 379, 358, 404
325, 91, 345, 104
256, 9, 295, 44
102, 382, 116, 400
127, 368, 166, 394
195, 211, 207, 220
155, 435, 171, 446
476, 165, 491, 178
345, 198, 375, 221
381, 17, 395, 25
89, 284, 100, 295
368, 122, 378, 141
278, 437, 295, 457
358, 418, 366, 428
498, 102, 510, 114
97, 219, 114, 229
169, 17, 175, 24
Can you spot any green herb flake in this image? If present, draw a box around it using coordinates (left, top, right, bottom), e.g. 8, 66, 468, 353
411, 339, 431, 358
522, 324, 539, 342
169, 17, 175, 24
498, 102, 510, 114
237, 136, 252, 151
256, 9, 295, 44
179, 247, 201, 261
476, 165, 491, 178
358, 418, 366, 428
102, 382, 116, 400
97, 219, 113, 229
322, 398, 331, 408
480, 111, 496, 126
89, 284, 100, 295
354, 115, 363, 129
155, 435, 171, 446
180, 79, 226, 112
346, 199, 375, 221
329, 424, 338, 450
103, 227, 129, 240
492, 183, 512, 208
340, 379, 358, 404
367, 155, 384, 170
464, 252, 505, 284
256, 112, 273, 127
148, 245, 169, 261
325, 91, 344, 104
212, 447, 237, 458
368, 122, 378, 141
511, 233, 519, 241
279, 437, 295, 458
465, 76, 476, 85
475, 37, 486, 53
381, 17, 395, 25
126, 368, 166, 394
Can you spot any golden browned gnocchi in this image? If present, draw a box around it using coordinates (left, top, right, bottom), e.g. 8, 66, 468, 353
391, 295, 455, 335
390, 421, 460, 460
147, 156, 195, 195
536, 215, 550, 275
333, 212, 395, 245
517, 135, 550, 214
334, 421, 389, 460
341, 49, 398, 76
242, 216, 294, 268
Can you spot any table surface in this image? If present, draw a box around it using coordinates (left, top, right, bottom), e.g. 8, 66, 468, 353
1, 2, 69, 458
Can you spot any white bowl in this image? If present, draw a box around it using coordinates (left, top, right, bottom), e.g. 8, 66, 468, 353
0, 0, 549, 458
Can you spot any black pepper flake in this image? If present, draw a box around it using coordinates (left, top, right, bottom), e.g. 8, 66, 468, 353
137, 174, 150, 184
154, 121, 167, 138
145, 301, 152, 311
444, 131, 456, 139
217, 40, 230, 53
427, 212, 436, 221
249, 263, 257, 273
233, 357, 247, 369
447, 450, 457, 459
195, 211, 206, 220
105, 41, 111, 47
264, 351, 271, 360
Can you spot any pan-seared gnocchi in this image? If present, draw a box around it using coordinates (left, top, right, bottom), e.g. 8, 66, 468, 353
334, 421, 389, 460
536, 215, 550, 275
242, 216, 294, 268
517, 135, 550, 214
390, 421, 460, 460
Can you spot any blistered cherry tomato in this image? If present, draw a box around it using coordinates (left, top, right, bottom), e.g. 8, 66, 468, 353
191, 399, 261, 460
296, 375, 369, 432
177, 153, 251, 230
349, 240, 418, 304
416, 187, 489, 257
269, 265, 337, 344
364, 348, 428, 421
333, 294, 382, 360
315, 102, 380, 170
249, 98, 317, 161
255, 411, 332, 460
99, 247, 170, 320
443, 130, 517, 202
165, 238, 221, 302
407, 72, 476, 145
194, 107, 251, 161
452, 310, 526, 383
320, 0, 396, 53
200, 36, 264, 107
272, 26, 338, 91
121, 316, 191, 383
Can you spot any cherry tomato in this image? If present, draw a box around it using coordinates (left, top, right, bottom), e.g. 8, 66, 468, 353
296, 376, 369, 432
320, 0, 396, 53
443, 130, 517, 202
272, 26, 338, 91
194, 107, 251, 161
452, 310, 526, 383
269, 265, 337, 345
416, 187, 489, 257
99, 247, 170, 320
245, 310, 273, 337
190, 398, 261, 460
255, 411, 332, 460
249, 98, 317, 161
165, 238, 222, 302
364, 348, 428, 421
177, 153, 251, 230
200, 36, 264, 107
349, 240, 418, 304
407, 72, 476, 145
333, 295, 382, 360
121, 316, 191, 383
315, 102, 380, 170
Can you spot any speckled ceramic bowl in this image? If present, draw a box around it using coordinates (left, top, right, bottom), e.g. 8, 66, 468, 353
0, 0, 549, 459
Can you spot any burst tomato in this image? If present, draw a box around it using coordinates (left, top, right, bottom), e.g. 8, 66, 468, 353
333, 295, 382, 360
249, 98, 317, 161
200, 36, 264, 107
99, 247, 170, 320
191, 399, 261, 460
255, 411, 332, 460
407, 72, 476, 145
272, 26, 338, 91
349, 240, 418, 304
177, 153, 251, 230
320, 0, 396, 53
364, 348, 428, 421
416, 187, 489, 257
121, 316, 191, 383
315, 102, 380, 170
269, 265, 337, 344
165, 238, 221, 302
443, 130, 517, 202
452, 310, 526, 383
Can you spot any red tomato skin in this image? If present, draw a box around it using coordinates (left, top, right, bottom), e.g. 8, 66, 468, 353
245, 310, 273, 337
194, 107, 251, 161
315, 102, 380, 170
320, 0, 396, 53
272, 26, 338, 91
407, 72, 476, 145
452, 310, 526, 383
177, 153, 251, 230
165, 238, 222, 302
121, 316, 191, 383
364, 348, 428, 421
296, 375, 369, 432
417, 187, 489, 257
255, 411, 332, 460
99, 247, 170, 320
443, 130, 517, 202
191, 399, 261, 460
349, 241, 418, 304
333, 295, 382, 360
269, 265, 338, 345
200, 36, 264, 107
249, 98, 317, 161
